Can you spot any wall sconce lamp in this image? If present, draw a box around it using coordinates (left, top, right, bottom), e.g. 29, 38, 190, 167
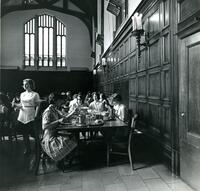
93, 69, 97, 75
101, 57, 107, 72
131, 13, 148, 60
93, 62, 101, 75
23, 0, 33, 5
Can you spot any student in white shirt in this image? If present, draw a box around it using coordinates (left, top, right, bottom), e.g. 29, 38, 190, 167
14, 79, 40, 155
89, 92, 101, 112
113, 94, 127, 122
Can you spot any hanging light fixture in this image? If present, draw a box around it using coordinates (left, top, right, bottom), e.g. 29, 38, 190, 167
131, 12, 148, 60
101, 57, 107, 72
23, 0, 33, 5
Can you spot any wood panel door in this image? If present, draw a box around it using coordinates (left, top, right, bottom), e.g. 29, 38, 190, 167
179, 32, 200, 190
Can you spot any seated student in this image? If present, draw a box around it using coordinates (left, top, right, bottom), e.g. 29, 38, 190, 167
0, 93, 9, 125
111, 94, 129, 140
65, 91, 72, 106
84, 91, 93, 106
89, 92, 101, 112
112, 94, 128, 122
41, 92, 77, 168
68, 94, 84, 114
0, 93, 9, 115
99, 93, 111, 112
68, 94, 78, 112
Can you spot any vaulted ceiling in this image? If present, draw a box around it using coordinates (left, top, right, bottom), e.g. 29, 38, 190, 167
1, 0, 97, 43
1, 0, 97, 17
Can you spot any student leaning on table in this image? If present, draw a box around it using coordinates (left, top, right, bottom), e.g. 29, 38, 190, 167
41, 92, 77, 169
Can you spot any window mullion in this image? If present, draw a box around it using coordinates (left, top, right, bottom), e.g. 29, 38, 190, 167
24, 24, 26, 67
61, 30, 63, 67
48, 15, 49, 67
53, 16, 57, 69
42, 25, 44, 67
35, 15, 39, 69
28, 22, 31, 66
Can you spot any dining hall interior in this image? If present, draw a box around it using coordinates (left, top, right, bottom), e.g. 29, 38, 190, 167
1, 0, 200, 191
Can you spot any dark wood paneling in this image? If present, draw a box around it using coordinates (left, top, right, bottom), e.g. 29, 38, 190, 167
129, 98, 137, 114
148, 70, 161, 99
179, 0, 200, 21
162, 105, 171, 144
149, 9, 160, 36
97, 0, 177, 171
129, 77, 137, 97
148, 102, 161, 134
138, 100, 147, 120
138, 73, 147, 98
130, 54, 137, 73
149, 39, 161, 68
138, 49, 146, 71
161, 66, 171, 100
126, 59, 131, 74
125, 38, 130, 56
163, 33, 170, 63
163, 0, 170, 26
188, 43, 200, 135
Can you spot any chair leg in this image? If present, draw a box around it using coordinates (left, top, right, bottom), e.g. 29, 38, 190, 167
35, 145, 41, 175
128, 131, 134, 171
128, 141, 134, 171
34, 128, 41, 175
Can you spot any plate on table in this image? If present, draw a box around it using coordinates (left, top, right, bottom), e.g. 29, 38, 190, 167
76, 123, 87, 127
89, 119, 104, 126
80, 106, 89, 110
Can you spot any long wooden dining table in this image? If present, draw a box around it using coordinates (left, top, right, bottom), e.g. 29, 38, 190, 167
57, 119, 128, 166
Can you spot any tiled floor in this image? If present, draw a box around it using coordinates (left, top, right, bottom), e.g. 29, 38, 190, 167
0, 140, 195, 191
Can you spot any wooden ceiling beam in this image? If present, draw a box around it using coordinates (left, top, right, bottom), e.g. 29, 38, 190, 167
47, 5, 92, 44
1, 4, 45, 16
1, 3, 93, 44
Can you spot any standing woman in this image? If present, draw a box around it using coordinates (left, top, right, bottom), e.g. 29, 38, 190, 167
15, 79, 40, 155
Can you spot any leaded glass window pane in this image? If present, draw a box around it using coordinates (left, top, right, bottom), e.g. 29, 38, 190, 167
24, 14, 66, 68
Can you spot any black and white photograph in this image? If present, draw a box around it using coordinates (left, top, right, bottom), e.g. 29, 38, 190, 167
0, 0, 200, 190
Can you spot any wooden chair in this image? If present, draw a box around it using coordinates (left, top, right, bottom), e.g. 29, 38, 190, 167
35, 129, 78, 175
33, 122, 52, 175
106, 113, 140, 170
0, 113, 17, 143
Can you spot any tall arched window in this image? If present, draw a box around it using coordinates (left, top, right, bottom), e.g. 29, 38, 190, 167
24, 14, 66, 68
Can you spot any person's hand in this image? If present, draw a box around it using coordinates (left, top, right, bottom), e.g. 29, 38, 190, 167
67, 108, 77, 117
11, 100, 15, 108
58, 118, 64, 124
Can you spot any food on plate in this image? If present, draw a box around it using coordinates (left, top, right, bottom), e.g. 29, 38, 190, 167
94, 119, 104, 124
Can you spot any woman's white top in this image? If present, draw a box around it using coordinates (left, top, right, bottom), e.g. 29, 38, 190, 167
18, 91, 40, 124
114, 104, 126, 121
89, 101, 101, 112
